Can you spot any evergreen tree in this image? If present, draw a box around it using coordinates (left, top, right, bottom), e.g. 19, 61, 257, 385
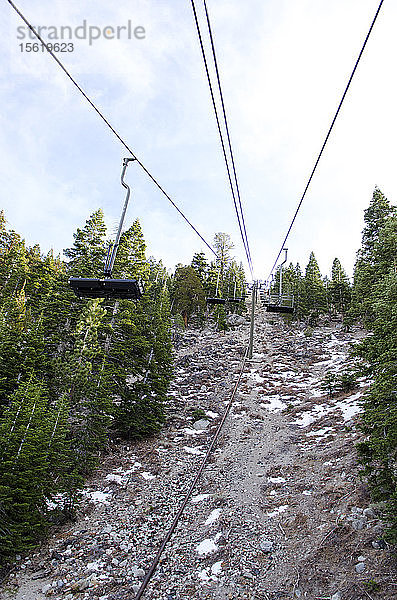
352, 191, 397, 541
351, 187, 396, 324
302, 252, 326, 322
171, 266, 206, 328
191, 252, 208, 288
0, 379, 71, 559
329, 258, 351, 315
64, 209, 107, 277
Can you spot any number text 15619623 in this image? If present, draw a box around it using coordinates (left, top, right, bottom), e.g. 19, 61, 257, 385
19, 42, 74, 52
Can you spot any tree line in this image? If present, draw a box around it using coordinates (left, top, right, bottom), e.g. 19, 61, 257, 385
0, 209, 173, 562
272, 187, 396, 542
170, 232, 246, 330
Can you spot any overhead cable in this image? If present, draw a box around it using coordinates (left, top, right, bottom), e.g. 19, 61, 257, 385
6, 0, 216, 257
267, 0, 385, 281
202, 0, 254, 274
190, 0, 254, 278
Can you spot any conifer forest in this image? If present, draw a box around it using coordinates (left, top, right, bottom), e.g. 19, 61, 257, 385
0, 186, 396, 578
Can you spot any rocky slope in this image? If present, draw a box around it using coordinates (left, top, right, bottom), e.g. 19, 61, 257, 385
1, 303, 396, 600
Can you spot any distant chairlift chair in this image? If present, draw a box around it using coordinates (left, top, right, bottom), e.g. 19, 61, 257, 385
69, 158, 144, 301
206, 266, 226, 305
227, 280, 243, 303
266, 248, 294, 314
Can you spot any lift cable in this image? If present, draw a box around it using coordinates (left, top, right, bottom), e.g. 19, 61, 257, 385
267, 0, 385, 282
202, 0, 254, 276
190, 0, 254, 278
133, 345, 249, 600
6, 0, 216, 258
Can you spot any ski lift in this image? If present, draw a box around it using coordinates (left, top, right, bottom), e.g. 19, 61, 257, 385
206, 261, 226, 305
227, 280, 243, 303
69, 159, 144, 300
266, 248, 294, 314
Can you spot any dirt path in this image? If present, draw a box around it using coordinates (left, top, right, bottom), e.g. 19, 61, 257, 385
1, 303, 395, 600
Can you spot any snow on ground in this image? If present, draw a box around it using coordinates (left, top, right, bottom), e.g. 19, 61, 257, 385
260, 395, 287, 412
196, 538, 218, 555
205, 508, 222, 526
266, 505, 289, 518
191, 494, 210, 503
82, 490, 112, 504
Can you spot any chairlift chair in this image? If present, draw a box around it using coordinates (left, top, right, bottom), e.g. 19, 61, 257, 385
206, 263, 226, 305
69, 158, 144, 301
265, 248, 294, 313
206, 297, 226, 305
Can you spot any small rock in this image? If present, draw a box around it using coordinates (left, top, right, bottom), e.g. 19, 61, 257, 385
331, 593, 341, 600
193, 419, 210, 430
260, 539, 273, 553
131, 566, 145, 578
363, 507, 376, 519
200, 385, 207, 392
42, 584, 52, 594
70, 578, 91, 592
355, 562, 366, 574
372, 538, 386, 549
351, 519, 365, 531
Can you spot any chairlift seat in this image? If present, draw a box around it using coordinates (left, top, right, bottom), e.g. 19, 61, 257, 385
266, 304, 294, 314
206, 297, 226, 305
69, 277, 143, 300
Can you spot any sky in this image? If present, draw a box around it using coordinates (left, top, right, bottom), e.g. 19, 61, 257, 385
1, 0, 396, 282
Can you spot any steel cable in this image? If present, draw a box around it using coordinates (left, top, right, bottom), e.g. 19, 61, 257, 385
6, 0, 217, 257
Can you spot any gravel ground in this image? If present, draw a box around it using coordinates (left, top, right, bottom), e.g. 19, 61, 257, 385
1, 301, 396, 600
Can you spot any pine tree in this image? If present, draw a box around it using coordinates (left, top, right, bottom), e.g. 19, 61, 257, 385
352, 192, 397, 541
302, 252, 326, 322
171, 266, 206, 327
351, 187, 396, 324
0, 379, 71, 559
64, 209, 107, 277
329, 258, 351, 315
191, 252, 208, 288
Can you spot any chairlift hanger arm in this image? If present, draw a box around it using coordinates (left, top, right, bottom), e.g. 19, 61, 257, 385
104, 158, 136, 277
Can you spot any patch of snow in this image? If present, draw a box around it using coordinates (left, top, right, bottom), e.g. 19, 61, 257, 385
260, 395, 287, 413
268, 477, 286, 484
293, 412, 317, 427
211, 561, 223, 575
205, 508, 222, 526
191, 494, 210, 503
183, 428, 201, 435
306, 427, 334, 437
205, 411, 219, 419
184, 446, 205, 456
266, 505, 289, 518
141, 472, 156, 481
83, 490, 112, 504
335, 392, 363, 421
302, 490, 312, 496
105, 474, 124, 485
196, 538, 218, 555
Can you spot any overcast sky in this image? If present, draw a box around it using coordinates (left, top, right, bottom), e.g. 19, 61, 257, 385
1, 0, 396, 281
